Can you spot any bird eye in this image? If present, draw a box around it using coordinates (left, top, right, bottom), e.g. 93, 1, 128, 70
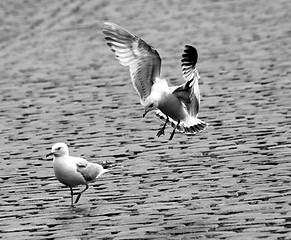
149, 103, 154, 108
56, 147, 62, 150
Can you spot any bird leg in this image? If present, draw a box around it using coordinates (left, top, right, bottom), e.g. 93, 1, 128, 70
156, 116, 169, 137
74, 184, 89, 204
169, 119, 180, 140
69, 187, 75, 207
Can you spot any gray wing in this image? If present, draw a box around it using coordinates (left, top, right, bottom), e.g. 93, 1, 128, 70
173, 45, 200, 117
102, 22, 161, 104
76, 159, 100, 182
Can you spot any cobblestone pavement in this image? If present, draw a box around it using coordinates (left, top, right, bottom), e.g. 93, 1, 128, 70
0, 0, 290, 239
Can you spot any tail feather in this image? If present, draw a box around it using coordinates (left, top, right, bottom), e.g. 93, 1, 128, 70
101, 161, 111, 169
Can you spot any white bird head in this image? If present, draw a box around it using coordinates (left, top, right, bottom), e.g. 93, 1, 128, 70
46, 142, 69, 158
143, 98, 159, 118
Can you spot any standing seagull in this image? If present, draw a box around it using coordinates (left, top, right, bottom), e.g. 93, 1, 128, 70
46, 142, 109, 206
102, 22, 208, 140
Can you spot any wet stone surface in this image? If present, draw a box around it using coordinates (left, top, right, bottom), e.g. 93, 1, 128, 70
0, 0, 291, 239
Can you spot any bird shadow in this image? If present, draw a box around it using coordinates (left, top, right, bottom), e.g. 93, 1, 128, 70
54, 203, 91, 219
69, 205, 90, 214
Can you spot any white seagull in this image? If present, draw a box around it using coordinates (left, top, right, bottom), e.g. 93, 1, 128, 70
46, 142, 109, 206
102, 22, 208, 140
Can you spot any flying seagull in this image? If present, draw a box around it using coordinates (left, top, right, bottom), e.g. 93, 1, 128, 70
46, 142, 109, 206
102, 22, 208, 140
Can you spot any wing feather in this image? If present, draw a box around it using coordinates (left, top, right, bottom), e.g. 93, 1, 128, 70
102, 22, 161, 103
173, 45, 201, 117
181, 45, 198, 81
76, 160, 101, 182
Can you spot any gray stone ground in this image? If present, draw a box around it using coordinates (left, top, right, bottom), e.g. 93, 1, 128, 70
0, 0, 290, 239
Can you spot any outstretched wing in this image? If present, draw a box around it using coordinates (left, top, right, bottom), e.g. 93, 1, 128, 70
181, 45, 198, 82
102, 22, 161, 104
173, 45, 200, 117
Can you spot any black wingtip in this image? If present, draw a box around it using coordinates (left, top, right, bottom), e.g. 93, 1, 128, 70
181, 45, 198, 67
184, 45, 197, 52
101, 161, 111, 169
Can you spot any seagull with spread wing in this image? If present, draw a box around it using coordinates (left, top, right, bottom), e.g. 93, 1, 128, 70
102, 22, 208, 140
